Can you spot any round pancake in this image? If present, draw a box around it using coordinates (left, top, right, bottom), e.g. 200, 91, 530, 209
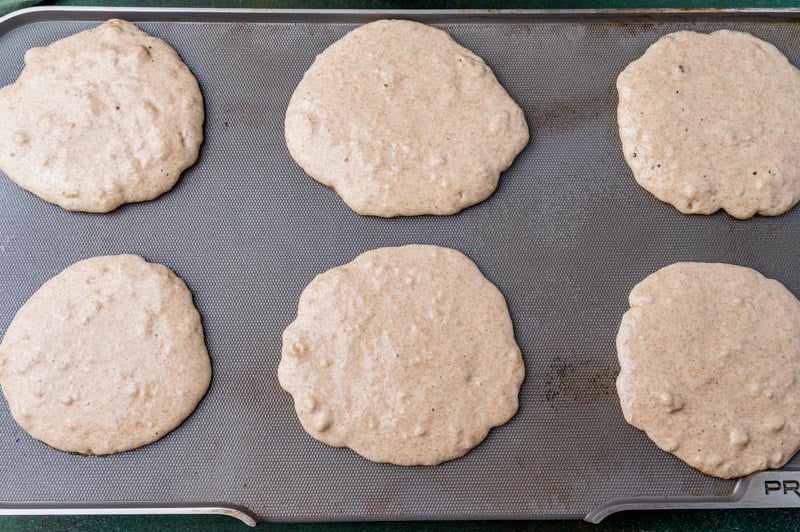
285, 19, 529, 217
0, 19, 204, 212
616, 262, 800, 478
0, 255, 211, 455
278, 245, 525, 465
617, 30, 800, 219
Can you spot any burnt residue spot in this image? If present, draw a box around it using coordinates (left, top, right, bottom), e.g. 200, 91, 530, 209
587, 367, 617, 399
543, 355, 617, 408
543, 355, 577, 403
678, 64, 685, 73
534, 94, 606, 133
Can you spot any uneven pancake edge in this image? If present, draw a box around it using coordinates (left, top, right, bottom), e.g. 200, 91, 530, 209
0, 19, 204, 212
617, 30, 800, 219
616, 262, 800, 479
0, 254, 211, 455
278, 244, 525, 465
284, 19, 529, 217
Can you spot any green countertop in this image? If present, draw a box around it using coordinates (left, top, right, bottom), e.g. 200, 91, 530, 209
0, 509, 796, 530
1, 508, 799, 530
0, 1, 798, 530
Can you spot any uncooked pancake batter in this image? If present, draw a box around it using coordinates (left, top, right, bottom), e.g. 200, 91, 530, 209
285, 19, 529, 217
278, 245, 525, 465
617, 30, 800, 218
0, 19, 204, 212
0, 255, 211, 455
617, 262, 800, 478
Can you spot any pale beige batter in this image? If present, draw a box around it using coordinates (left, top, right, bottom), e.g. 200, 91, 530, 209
285, 19, 529, 217
0, 255, 211, 455
278, 245, 525, 465
617, 30, 800, 219
617, 262, 800, 478
0, 19, 204, 213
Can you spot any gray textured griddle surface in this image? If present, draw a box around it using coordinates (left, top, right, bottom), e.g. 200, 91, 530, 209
0, 8, 798, 522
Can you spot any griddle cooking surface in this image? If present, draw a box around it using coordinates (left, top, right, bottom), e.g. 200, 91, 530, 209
0, 8, 798, 522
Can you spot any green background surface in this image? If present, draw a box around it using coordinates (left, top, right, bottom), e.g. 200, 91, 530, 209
0, 509, 799, 530
0, 0, 799, 530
